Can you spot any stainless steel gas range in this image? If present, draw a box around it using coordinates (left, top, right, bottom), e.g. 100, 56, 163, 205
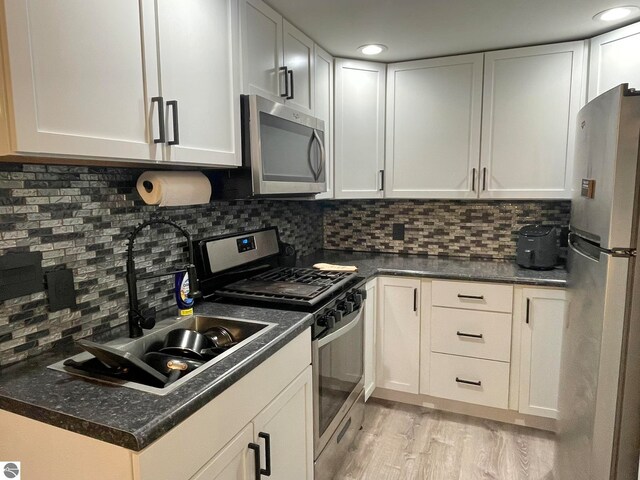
193, 227, 366, 480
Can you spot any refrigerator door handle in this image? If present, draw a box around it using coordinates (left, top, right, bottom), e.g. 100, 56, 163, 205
569, 234, 601, 262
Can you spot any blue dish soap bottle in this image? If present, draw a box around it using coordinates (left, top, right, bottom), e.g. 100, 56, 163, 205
175, 271, 194, 316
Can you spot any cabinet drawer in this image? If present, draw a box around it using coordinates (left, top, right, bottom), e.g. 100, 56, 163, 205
431, 307, 512, 361
430, 353, 509, 409
432, 280, 513, 313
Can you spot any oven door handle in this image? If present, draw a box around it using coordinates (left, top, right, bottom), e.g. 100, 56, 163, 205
316, 308, 364, 348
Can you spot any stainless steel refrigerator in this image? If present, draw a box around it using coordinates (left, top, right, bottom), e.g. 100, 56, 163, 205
556, 84, 640, 479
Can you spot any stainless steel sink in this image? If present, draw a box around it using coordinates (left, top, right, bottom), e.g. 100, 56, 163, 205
49, 315, 276, 395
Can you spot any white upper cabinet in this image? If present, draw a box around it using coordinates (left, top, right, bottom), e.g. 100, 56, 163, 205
589, 22, 640, 101
156, 0, 241, 166
386, 54, 483, 198
334, 59, 386, 199
2, 0, 161, 161
240, 0, 314, 115
282, 21, 314, 115
240, 0, 283, 102
1, 0, 241, 166
313, 45, 334, 200
480, 41, 585, 199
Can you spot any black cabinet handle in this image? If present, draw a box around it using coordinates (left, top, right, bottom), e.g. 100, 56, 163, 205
379, 170, 385, 191
526, 298, 531, 324
457, 294, 484, 300
167, 100, 179, 146
456, 331, 484, 339
287, 69, 294, 100
280, 66, 289, 98
472, 167, 476, 192
413, 288, 418, 312
258, 432, 271, 476
456, 377, 482, 387
248, 443, 261, 480
482, 167, 487, 191
151, 96, 165, 144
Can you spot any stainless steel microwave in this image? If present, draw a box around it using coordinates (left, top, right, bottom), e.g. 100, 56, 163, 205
241, 94, 326, 196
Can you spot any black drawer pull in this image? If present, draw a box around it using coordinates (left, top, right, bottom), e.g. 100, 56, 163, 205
258, 432, 271, 476
413, 288, 418, 312
457, 294, 484, 300
248, 443, 261, 480
526, 298, 531, 324
456, 331, 483, 339
456, 377, 482, 387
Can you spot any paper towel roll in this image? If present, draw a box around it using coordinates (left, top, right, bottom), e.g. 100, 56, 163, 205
136, 171, 212, 207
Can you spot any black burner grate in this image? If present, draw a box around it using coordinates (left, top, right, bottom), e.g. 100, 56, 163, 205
215, 267, 357, 306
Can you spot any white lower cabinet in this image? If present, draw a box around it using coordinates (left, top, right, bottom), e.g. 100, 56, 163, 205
0, 330, 312, 480
376, 276, 421, 394
430, 352, 510, 409
364, 278, 377, 400
251, 366, 314, 480
191, 425, 255, 480
516, 287, 566, 419
376, 276, 566, 422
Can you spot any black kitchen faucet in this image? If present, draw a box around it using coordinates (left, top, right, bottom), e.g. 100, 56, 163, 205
126, 218, 201, 338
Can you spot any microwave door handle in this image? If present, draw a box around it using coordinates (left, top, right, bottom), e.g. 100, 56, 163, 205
313, 129, 325, 181
316, 308, 363, 348
307, 135, 318, 180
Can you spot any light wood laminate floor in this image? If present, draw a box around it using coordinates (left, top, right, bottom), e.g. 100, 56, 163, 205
335, 399, 556, 480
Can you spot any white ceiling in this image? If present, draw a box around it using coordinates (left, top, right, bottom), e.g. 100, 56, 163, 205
264, 0, 640, 62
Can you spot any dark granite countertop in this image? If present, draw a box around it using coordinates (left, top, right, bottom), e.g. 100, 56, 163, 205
297, 250, 567, 287
0, 250, 564, 453
0, 303, 313, 451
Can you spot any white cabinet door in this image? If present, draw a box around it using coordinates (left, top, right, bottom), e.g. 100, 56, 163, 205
589, 22, 640, 101
334, 59, 386, 199
376, 277, 421, 394
282, 21, 314, 115
480, 42, 585, 199
386, 54, 483, 198
3, 0, 161, 161
314, 45, 334, 200
240, 0, 284, 102
364, 279, 377, 400
252, 366, 313, 480
518, 288, 566, 419
190, 424, 255, 480
157, 0, 241, 166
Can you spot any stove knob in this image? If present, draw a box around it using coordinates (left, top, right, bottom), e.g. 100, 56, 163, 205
332, 309, 343, 323
318, 313, 335, 329
339, 301, 355, 314
348, 292, 363, 309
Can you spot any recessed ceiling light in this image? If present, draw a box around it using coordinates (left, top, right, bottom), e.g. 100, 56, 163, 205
593, 5, 639, 22
359, 44, 387, 55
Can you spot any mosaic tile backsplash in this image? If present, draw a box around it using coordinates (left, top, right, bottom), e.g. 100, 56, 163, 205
0, 163, 323, 366
323, 199, 571, 258
0, 162, 571, 366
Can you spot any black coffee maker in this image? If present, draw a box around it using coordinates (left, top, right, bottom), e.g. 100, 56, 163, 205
516, 225, 559, 270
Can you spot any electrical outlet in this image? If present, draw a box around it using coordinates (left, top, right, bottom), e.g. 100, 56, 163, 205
392, 223, 405, 241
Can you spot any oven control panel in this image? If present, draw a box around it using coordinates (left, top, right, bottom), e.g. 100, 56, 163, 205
236, 235, 256, 253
